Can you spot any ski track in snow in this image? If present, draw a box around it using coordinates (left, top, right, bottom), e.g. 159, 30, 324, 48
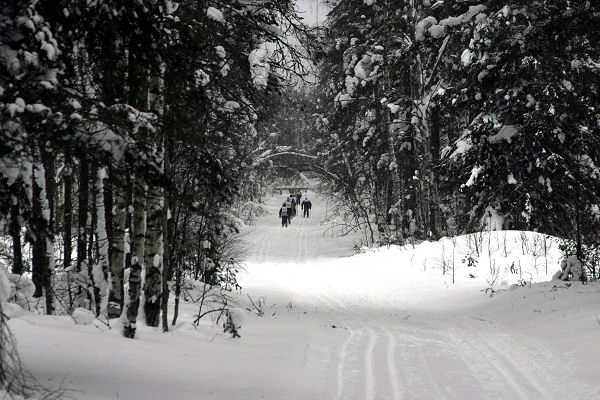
385, 328, 403, 400
364, 327, 376, 400
241, 194, 576, 400
452, 320, 555, 400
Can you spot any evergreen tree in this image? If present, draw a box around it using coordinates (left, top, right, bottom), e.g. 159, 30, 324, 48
441, 1, 600, 264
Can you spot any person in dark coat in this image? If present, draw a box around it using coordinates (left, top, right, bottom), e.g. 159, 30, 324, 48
285, 197, 293, 224
279, 202, 289, 227
290, 195, 297, 216
301, 198, 312, 218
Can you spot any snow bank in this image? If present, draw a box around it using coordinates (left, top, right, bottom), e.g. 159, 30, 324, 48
72, 308, 95, 325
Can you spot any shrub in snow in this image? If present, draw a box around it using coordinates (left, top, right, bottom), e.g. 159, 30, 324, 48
553, 256, 584, 282
222, 309, 242, 338
6, 274, 35, 311
1, 269, 63, 398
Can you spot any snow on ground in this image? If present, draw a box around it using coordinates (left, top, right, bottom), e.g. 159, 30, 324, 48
4, 191, 600, 399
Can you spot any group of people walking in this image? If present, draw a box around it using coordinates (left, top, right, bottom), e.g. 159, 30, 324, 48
278, 191, 312, 227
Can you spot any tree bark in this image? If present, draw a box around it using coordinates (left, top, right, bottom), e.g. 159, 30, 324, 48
108, 179, 126, 318
76, 155, 89, 307
161, 144, 171, 332
88, 167, 99, 313
171, 214, 188, 326
160, 60, 170, 331
380, 7, 404, 245
144, 59, 166, 328
32, 164, 45, 298
9, 202, 23, 275
143, 184, 163, 327
42, 152, 55, 313
31, 160, 54, 314
124, 178, 146, 338
64, 158, 73, 308
92, 167, 110, 316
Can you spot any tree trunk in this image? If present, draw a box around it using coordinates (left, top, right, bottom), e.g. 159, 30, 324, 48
92, 167, 110, 316
124, 175, 133, 274
380, 13, 404, 245
76, 155, 89, 307
161, 167, 170, 331
429, 105, 442, 237
124, 178, 146, 338
143, 184, 163, 327
88, 167, 99, 313
32, 164, 45, 298
104, 170, 114, 275
171, 214, 188, 326
9, 202, 23, 275
161, 68, 171, 331
145, 59, 166, 328
171, 263, 182, 327
64, 158, 73, 308
42, 155, 55, 314
31, 160, 53, 314
108, 178, 126, 319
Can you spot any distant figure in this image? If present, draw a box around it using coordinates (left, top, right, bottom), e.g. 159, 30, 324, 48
279, 202, 289, 227
290, 195, 297, 216
285, 197, 292, 224
301, 198, 312, 218
553, 256, 584, 281
296, 191, 302, 204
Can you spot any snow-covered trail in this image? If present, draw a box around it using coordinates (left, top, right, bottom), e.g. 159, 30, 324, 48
239, 193, 587, 400
243, 192, 360, 263
6, 192, 598, 400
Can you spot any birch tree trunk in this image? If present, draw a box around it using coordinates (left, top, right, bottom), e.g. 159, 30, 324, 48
143, 183, 163, 327
144, 59, 166, 328
124, 179, 146, 338
92, 168, 110, 316
31, 160, 54, 314
159, 60, 170, 332
108, 179, 126, 318
42, 154, 55, 314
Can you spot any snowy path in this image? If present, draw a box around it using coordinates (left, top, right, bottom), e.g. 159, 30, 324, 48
7, 192, 598, 399
239, 193, 587, 400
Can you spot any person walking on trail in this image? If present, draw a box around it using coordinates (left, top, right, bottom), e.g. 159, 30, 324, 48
290, 195, 297, 216
296, 191, 302, 205
285, 197, 293, 224
279, 202, 289, 227
301, 198, 312, 218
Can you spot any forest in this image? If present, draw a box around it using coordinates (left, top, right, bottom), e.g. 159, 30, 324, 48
1, 0, 600, 398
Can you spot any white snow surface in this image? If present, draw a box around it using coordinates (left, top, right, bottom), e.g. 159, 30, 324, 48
5, 192, 600, 399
